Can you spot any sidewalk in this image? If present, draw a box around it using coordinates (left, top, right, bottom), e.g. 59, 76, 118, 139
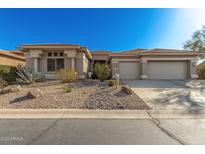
0, 109, 205, 119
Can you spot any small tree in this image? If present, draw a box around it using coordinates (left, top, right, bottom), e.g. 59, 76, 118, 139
93, 63, 111, 81
183, 26, 205, 52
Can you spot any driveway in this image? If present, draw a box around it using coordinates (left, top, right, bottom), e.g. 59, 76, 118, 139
124, 80, 205, 110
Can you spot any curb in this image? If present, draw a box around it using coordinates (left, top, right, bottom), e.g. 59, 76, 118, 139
0, 109, 205, 119
0, 109, 150, 119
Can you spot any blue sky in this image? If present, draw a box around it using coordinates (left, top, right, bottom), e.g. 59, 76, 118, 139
0, 8, 205, 51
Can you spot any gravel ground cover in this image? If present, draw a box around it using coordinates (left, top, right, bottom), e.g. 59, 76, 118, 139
0, 80, 151, 110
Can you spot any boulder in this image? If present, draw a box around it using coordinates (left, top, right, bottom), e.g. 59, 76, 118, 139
26, 91, 36, 99
121, 86, 133, 95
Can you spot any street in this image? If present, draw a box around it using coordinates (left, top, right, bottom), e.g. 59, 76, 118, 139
0, 118, 205, 145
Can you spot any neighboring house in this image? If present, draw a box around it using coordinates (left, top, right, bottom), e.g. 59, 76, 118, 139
0, 49, 25, 67
17, 44, 92, 79
17, 43, 204, 80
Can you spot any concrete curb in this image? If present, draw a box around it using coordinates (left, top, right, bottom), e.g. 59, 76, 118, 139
0, 109, 205, 119
148, 109, 205, 119
0, 109, 150, 119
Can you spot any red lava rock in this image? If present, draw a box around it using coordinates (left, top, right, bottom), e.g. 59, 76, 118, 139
26, 91, 36, 99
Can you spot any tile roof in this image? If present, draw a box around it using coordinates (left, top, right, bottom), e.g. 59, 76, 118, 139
19, 43, 80, 46
9, 50, 25, 57
118, 49, 146, 54
144, 48, 192, 53
91, 50, 112, 54
0, 50, 25, 60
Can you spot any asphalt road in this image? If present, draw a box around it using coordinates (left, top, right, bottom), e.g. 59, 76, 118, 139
0, 118, 205, 145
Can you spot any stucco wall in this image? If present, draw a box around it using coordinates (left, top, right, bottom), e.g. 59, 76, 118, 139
111, 55, 199, 80
91, 54, 109, 61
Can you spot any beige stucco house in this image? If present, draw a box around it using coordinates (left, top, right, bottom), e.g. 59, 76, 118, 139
17, 44, 92, 79
17, 44, 204, 80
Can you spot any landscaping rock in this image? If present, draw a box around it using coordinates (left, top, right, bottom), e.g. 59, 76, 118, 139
84, 92, 126, 110
121, 86, 133, 95
26, 91, 36, 99
0, 80, 151, 110
0, 84, 22, 94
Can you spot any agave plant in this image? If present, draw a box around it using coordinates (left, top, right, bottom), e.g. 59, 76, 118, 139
16, 66, 42, 84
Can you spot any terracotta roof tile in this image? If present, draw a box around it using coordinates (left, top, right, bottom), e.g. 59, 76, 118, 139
19, 43, 80, 46
0, 50, 25, 60
91, 50, 112, 54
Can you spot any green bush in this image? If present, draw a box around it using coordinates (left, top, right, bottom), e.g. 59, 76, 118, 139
56, 68, 77, 83
64, 86, 72, 93
0, 65, 17, 84
108, 79, 116, 87
16, 66, 42, 84
93, 63, 111, 81
197, 61, 205, 79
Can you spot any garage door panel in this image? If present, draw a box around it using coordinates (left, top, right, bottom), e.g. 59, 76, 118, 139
148, 61, 188, 80
119, 62, 139, 79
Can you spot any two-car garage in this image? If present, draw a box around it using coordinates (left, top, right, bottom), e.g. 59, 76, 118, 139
118, 61, 189, 80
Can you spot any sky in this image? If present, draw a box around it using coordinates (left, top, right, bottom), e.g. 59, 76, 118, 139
0, 8, 205, 51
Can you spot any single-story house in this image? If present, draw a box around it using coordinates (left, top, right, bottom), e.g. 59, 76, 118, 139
17, 44, 204, 80
17, 44, 92, 79
0, 49, 25, 67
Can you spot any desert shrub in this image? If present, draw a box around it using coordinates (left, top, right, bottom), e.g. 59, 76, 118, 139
56, 68, 77, 83
93, 63, 111, 81
0, 65, 17, 84
197, 61, 205, 79
16, 66, 42, 84
108, 79, 116, 87
64, 86, 72, 93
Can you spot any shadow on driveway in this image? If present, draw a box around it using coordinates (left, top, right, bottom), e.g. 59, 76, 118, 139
124, 80, 204, 113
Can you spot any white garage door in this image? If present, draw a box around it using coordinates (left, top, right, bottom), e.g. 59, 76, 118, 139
119, 62, 140, 79
147, 61, 188, 80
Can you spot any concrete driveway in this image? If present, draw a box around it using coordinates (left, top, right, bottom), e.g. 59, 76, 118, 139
124, 80, 205, 110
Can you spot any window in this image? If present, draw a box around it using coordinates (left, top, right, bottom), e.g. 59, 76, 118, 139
59, 52, 64, 57
54, 52, 58, 56
48, 52, 52, 57
47, 58, 64, 72
47, 59, 55, 72
56, 59, 64, 70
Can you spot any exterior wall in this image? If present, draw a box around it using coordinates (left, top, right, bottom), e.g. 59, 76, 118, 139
91, 54, 109, 61
24, 52, 32, 68
0, 55, 25, 67
111, 55, 200, 80
24, 49, 90, 79
76, 52, 87, 79
38, 54, 47, 73
83, 54, 89, 75
189, 59, 198, 78
140, 59, 148, 79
